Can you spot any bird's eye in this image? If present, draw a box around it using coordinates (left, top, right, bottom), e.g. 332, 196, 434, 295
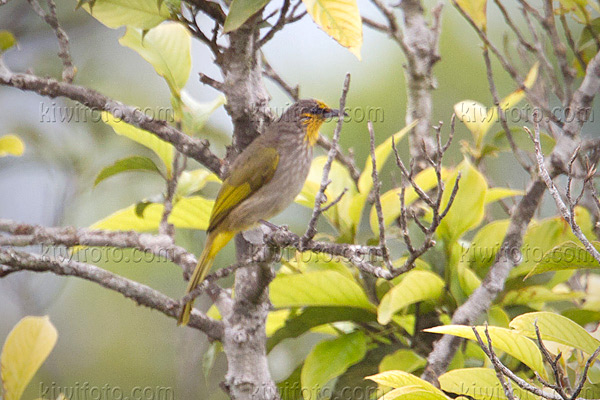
309, 106, 322, 115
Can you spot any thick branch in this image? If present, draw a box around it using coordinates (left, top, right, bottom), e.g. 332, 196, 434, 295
0, 218, 197, 273
0, 248, 223, 339
0, 66, 224, 176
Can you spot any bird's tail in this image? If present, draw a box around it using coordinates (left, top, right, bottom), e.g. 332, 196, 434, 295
178, 231, 234, 326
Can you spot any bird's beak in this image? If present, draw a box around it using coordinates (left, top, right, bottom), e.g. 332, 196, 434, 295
323, 109, 347, 118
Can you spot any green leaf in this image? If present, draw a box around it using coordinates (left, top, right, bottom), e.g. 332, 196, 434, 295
358, 120, 415, 195
502, 285, 585, 307
484, 187, 523, 204
525, 241, 600, 278
203, 341, 221, 382
82, 0, 171, 29
379, 350, 426, 374
119, 22, 191, 95
437, 159, 488, 243
270, 270, 374, 310
454, 64, 538, 146
301, 332, 367, 398
492, 127, 555, 154
457, 262, 481, 296
439, 368, 539, 400
102, 112, 174, 175
461, 220, 509, 274
302, 0, 363, 59
181, 92, 226, 136
510, 217, 576, 278
267, 307, 376, 352
578, 17, 600, 48
509, 311, 600, 355
370, 167, 449, 236
176, 168, 220, 196
0, 135, 24, 157
1, 316, 58, 400
425, 325, 548, 379
366, 370, 446, 397
94, 156, 161, 186
377, 270, 444, 325
223, 0, 269, 32
90, 195, 213, 232
0, 30, 17, 53
379, 387, 449, 400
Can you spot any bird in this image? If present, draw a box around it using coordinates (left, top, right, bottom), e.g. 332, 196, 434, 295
178, 99, 342, 326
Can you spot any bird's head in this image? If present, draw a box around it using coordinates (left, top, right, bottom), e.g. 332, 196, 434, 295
281, 99, 344, 146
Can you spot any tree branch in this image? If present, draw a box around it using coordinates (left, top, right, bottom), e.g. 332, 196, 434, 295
0, 65, 224, 177
300, 73, 351, 247
0, 248, 224, 339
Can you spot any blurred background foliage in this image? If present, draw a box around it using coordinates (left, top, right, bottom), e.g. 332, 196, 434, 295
1, 0, 599, 398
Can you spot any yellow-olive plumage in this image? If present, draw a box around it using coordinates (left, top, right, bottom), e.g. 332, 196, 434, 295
178, 99, 341, 326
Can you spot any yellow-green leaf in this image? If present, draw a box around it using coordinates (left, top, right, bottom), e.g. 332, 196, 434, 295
0, 135, 24, 157
366, 370, 446, 398
82, 0, 171, 29
502, 286, 584, 307
301, 332, 367, 397
0, 30, 17, 53
525, 241, 600, 278
379, 350, 426, 374
377, 387, 448, 400
378, 270, 444, 325
119, 22, 191, 95
455, 63, 538, 145
224, 0, 269, 32
466, 220, 510, 272
265, 309, 291, 336
454, 100, 489, 146
425, 325, 548, 378
439, 368, 539, 400
509, 311, 600, 355
102, 112, 174, 174
370, 167, 449, 236
1, 316, 58, 400
176, 168, 220, 196
455, 0, 487, 31
485, 187, 524, 204
90, 195, 213, 232
484, 63, 539, 135
457, 262, 481, 296
270, 270, 374, 310
302, 0, 363, 59
437, 159, 488, 243
181, 92, 226, 136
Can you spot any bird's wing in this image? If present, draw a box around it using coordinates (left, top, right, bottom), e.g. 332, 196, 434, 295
208, 145, 280, 232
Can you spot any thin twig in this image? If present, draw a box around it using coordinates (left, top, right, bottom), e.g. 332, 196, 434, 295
368, 121, 393, 269
300, 73, 351, 247
27, 0, 76, 82
258, 0, 290, 46
482, 46, 534, 173
528, 123, 600, 264
474, 325, 517, 400
471, 325, 563, 400
317, 135, 361, 184
159, 152, 186, 237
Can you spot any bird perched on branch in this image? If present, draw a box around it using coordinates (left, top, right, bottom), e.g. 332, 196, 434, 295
178, 99, 343, 326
